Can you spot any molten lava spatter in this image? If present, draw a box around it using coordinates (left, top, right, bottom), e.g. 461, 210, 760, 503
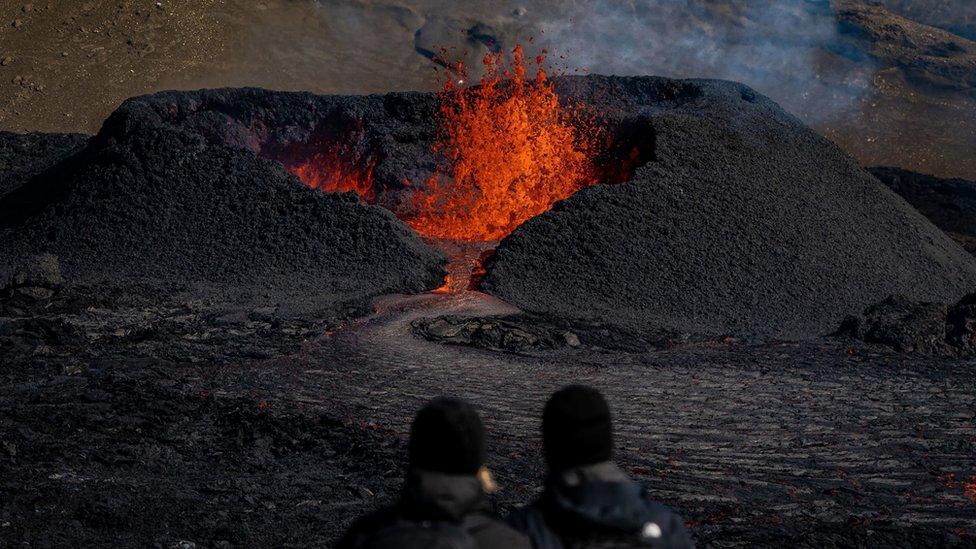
287, 147, 376, 203
408, 45, 599, 241
283, 43, 629, 280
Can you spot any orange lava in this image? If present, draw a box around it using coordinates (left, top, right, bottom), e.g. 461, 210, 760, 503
407, 45, 599, 241
287, 146, 376, 203
940, 472, 976, 504
964, 476, 976, 503
431, 274, 454, 294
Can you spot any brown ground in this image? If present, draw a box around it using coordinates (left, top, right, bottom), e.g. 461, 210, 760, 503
0, 0, 448, 133
0, 1, 226, 133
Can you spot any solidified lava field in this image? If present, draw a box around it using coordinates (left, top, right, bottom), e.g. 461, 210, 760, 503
2, 72, 976, 548
2, 290, 975, 547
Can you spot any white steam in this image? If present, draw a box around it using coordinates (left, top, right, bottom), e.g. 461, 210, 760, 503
530, 0, 875, 124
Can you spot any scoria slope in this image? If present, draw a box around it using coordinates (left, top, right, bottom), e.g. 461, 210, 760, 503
481, 76, 976, 339
0, 95, 445, 299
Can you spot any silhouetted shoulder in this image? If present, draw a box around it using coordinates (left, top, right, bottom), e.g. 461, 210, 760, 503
506, 473, 695, 548
466, 512, 533, 548
338, 506, 530, 549
335, 507, 400, 549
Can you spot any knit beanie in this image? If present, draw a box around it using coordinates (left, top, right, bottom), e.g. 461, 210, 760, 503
409, 397, 486, 475
542, 385, 613, 471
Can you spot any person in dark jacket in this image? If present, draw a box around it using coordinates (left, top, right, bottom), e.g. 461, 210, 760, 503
508, 385, 694, 549
337, 397, 531, 549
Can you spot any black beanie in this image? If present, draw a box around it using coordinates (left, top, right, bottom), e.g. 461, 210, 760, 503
542, 385, 613, 471
409, 397, 486, 475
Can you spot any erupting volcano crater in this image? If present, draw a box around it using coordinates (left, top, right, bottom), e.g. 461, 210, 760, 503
274, 46, 651, 243
2, 62, 974, 338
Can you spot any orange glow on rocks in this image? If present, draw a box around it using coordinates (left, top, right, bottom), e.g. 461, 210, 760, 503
287, 147, 376, 203
941, 472, 976, 504
431, 274, 454, 294
965, 476, 976, 503
285, 44, 624, 250
407, 45, 599, 241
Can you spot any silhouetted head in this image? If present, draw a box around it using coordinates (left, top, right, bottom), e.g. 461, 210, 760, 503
542, 385, 613, 471
409, 397, 486, 475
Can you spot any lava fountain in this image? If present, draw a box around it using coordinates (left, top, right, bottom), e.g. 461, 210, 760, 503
285, 45, 610, 244
408, 45, 600, 242
283, 44, 645, 291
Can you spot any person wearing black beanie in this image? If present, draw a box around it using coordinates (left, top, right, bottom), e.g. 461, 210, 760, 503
409, 396, 486, 475
508, 385, 694, 548
338, 397, 530, 549
542, 384, 614, 471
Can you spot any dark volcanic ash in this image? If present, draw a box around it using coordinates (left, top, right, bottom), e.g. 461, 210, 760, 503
870, 167, 976, 254
0, 93, 446, 300
480, 76, 976, 339
0, 131, 88, 198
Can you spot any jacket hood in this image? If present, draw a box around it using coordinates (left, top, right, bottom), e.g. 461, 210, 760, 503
543, 461, 656, 533
397, 469, 487, 522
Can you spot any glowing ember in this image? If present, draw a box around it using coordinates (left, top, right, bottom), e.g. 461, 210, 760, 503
965, 476, 976, 503
940, 472, 976, 504
408, 45, 599, 241
432, 274, 454, 294
287, 147, 376, 203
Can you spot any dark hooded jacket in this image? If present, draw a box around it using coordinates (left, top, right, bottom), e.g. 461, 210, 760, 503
337, 470, 531, 549
507, 462, 694, 549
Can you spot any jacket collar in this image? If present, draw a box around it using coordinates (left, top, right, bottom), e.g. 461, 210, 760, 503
543, 461, 651, 533
397, 469, 487, 522
551, 460, 631, 487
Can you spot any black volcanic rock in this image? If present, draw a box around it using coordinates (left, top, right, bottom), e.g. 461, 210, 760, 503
836, 295, 950, 354
78, 88, 442, 211
0, 254, 63, 316
481, 76, 976, 339
0, 131, 88, 199
869, 166, 976, 253
946, 293, 976, 352
0, 92, 445, 298
837, 291, 976, 355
